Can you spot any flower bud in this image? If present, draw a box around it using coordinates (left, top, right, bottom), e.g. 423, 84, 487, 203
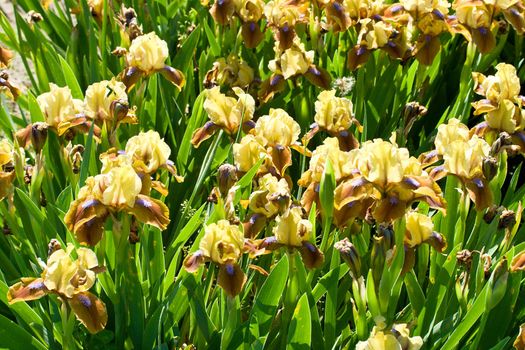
498, 209, 516, 230
47, 239, 62, 257
217, 163, 238, 196
482, 156, 498, 181
334, 238, 361, 278
486, 258, 509, 310
31, 122, 48, 153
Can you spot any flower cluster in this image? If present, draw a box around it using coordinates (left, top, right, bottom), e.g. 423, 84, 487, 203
64, 130, 180, 245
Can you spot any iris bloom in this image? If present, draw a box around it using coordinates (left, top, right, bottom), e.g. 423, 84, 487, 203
253, 108, 307, 176
0, 139, 15, 201
121, 32, 185, 91
348, 18, 413, 70
266, 37, 331, 92
385, 0, 450, 65
264, 0, 310, 49
233, 134, 269, 174
298, 137, 359, 224
64, 157, 170, 245
192, 87, 256, 147
471, 63, 525, 150
257, 206, 324, 269
422, 118, 493, 210
184, 220, 247, 297
356, 322, 423, 350
204, 54, 255, 89
304, 89, 363, 150
57, 79, 137, 140
125, 130, 184, 182
403, 211, 446, 272
450, 0, 502, 53
7, 244, 107, 334
243, 173, 291, 237
333, 139, 445, 224
209, 0, 265, 47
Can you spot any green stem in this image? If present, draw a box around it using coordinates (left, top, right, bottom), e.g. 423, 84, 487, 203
60, 300, 75, 350
281, 251, 299, 347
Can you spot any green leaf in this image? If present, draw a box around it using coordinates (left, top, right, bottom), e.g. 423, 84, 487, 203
287, 293, 311, 349
248, 254, 289, 340
0, 314, 47, 350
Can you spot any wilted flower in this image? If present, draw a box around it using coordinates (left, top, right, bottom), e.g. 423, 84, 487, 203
184, 220, 247, 297
122, 32, 185, 90
356, 322, 423, 350
64, 160, 170, 246
7, 244, 107, 334
192, 87, 255, 147
258, 206, 324, 268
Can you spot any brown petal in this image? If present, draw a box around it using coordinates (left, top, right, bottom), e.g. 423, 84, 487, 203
64, 198, 109, 246
242, 21, 264, 49
183, 250, 206, 273
69, 292, 108, 334
73, 215, 108, 246
304, 65, 331, 90
503, 6, 525, 35
259, 74, 285, 103
277, 25, 296, 50
129, 194, 170, 230
418, 150, 440, 167
465, 177, 493, 211
335, 130, 359, 151
7, 278, 47, 304
217, 263, 247, 297
243, 213, 267, 238
427, 232, 447, 252
372, 196, 408, 223
15, 124, 33, 149
415, 35, 441, 66
191, 121, 220, 148
269, 145, 292, 176
210, 0, 236, 25
299, 241, 324, 269
472, 27, 495, 54
160, 65, 186, 90
348, 46, 370, 71
121, 66, 143, 92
